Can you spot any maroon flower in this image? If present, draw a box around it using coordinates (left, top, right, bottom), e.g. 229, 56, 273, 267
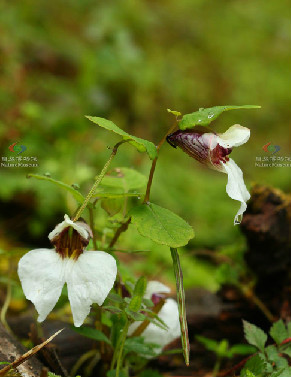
167, 124, 251, 224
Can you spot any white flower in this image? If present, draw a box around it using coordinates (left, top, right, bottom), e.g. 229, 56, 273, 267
167, 124, 251, 224
127, 281, 180, 355
18, 214, 117, 327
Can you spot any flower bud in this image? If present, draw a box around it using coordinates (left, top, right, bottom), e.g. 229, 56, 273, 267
167, 129, 232, 171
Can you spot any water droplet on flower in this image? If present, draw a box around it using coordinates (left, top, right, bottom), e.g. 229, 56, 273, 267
198, 119, 202, 123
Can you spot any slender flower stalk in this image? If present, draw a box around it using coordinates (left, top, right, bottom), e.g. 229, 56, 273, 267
73, 140, 126, 222
144, 121, 177, 203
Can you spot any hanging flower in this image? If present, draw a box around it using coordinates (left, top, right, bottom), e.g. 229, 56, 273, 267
128, 281, 180, 355
18, 214, 117, 327
167, 124, 251, 224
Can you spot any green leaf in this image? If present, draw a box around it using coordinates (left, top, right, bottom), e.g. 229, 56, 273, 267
195, 335, 220, 353
243, 371, 257, 377
265, 345, 288, 369
27, 173, 84, 203
72, 326, 112, 346
143, 298, 154, 308
241, 354, 267, 376
141, 309, 169, 331
86, 116, 158, 160
133, 276, 147, 298
101, 198, 123, 217
128, 276, 147, 312
100, 167, 147, 191
167, 108, 182, 117
270, 367, 291, 377
129, 202, 194, 248
107, 292, 124, 304
270, 320, 288, 345
102, 306, 123, 314
171, 248, 190, 366
228, 344, 256, 357
243, 320, 268, 352
124, 337, 160, 357
125, 309, 146, 321
107, 370, 127, 377
196, 336, 233, 358
178, 105, 261, 130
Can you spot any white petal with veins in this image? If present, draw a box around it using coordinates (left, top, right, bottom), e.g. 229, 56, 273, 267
221, 158, 251, 224
48, 214, 88, 241
66, 251, 117, 327
18, 248, 65, 322
217, 124, 250, 148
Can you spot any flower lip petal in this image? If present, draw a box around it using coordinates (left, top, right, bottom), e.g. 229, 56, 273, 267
48, 214, 90, 241
66, 250, 117, 327
217, 124, 250, 149
222, 158, 251, 224
18, 248, 65, 323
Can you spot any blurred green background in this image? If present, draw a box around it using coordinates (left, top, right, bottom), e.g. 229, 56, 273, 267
0, 0, 290, 294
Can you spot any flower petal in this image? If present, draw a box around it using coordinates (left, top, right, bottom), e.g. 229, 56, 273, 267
66, 251, 117, 327
18, 249, 65, 322
144, 281, 171, 300
217, 124, 250, 148
128, 298, 180, 355
48, 214, 89, 241
222, 158, 251, 224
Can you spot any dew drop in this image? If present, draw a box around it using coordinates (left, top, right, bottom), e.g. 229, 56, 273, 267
208, 112, 214, 119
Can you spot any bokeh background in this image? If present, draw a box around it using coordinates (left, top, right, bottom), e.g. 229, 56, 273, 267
0, 0, 290, 297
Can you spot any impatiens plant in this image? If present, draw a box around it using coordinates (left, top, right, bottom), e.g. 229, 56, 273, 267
16, 105, 259, 377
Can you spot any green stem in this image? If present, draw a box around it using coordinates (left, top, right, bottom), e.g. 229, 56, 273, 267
213, 356, 222, 377
70, 350, 97, 377
0, 283, 12, 333
115, 320, 129, 377
73, 141, 126, 222
144, 121, 177, 203
89, 206, 98, 249
240, 285, 275, 322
